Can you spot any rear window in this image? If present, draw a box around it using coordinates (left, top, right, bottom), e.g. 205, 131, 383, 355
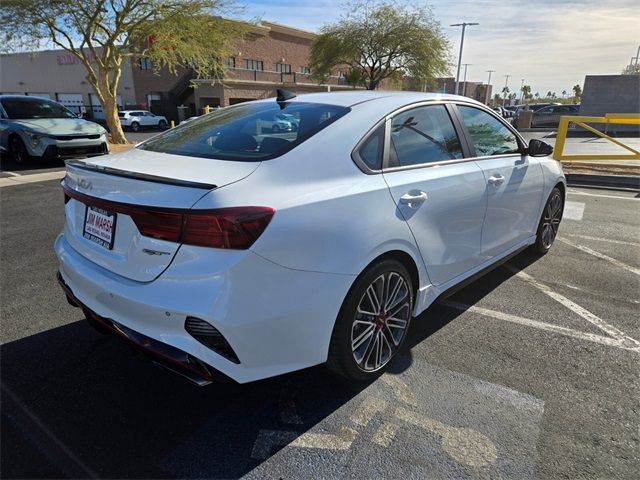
138, 101, 350, 161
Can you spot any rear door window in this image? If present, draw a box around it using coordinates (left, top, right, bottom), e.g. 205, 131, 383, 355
139, 101, 350, 161
388, 104, 463, 167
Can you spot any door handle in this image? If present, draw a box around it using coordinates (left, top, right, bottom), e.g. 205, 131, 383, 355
488, 174, 505, 186
399, 191, 428, 206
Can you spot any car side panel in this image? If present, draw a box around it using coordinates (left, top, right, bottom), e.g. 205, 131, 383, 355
188, 114, 431, 292
383, 162, 487, 286
476, 154, 545, 258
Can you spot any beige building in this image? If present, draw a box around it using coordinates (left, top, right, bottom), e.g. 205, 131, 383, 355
0, 49, 137, 118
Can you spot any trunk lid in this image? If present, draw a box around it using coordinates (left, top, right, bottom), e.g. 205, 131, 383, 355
63, 150, 260, 282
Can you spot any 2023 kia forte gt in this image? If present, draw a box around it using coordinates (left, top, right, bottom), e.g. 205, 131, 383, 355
55, 90, 565, 385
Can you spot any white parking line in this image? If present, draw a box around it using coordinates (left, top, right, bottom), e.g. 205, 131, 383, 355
563, 201, 585, 220
567, 190, 640, 201
562, 234, 640, 248
504, 265, 640, 347
441, 300, 640, 353
0, 170, 65, 187
3, 171, 21, 177
557, 238, 640, 276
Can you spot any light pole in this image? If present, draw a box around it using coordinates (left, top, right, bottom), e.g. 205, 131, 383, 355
451, 22, 479, 95
462, 63, 472, 96
503, 74, 511, 106
485, 70, 495, 105
520, 78, 525, 102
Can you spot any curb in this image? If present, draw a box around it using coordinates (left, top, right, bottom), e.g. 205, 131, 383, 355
566, 173, 640, 192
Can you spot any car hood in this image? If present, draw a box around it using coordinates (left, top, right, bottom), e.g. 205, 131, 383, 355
10, 118, 105, 135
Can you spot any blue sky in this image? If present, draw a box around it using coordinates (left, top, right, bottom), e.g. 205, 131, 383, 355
240, 0, 640, 95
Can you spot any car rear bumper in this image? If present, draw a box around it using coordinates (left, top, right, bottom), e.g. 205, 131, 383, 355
58, 272, 220, 386
54, 233, 354, 383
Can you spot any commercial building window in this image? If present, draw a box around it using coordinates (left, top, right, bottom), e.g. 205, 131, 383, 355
139, 57, 153, 70
225, 57, 236, 68
245, 59, 263, 71
299, 66, 311, 74
275, 63, 291, 74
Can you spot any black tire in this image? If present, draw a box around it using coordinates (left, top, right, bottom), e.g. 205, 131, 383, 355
327, 259, 414, 381
158, 120, 167, 129
533, 187, 564, 254
9, 136, 29, 164
130, 121, 140, 132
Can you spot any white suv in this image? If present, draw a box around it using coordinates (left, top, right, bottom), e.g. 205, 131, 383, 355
118, 110, 168, 132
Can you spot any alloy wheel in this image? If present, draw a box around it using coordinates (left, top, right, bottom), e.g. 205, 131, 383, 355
541, 191, 563, 249
351, 271, 411, 372
10, 138, 25, 164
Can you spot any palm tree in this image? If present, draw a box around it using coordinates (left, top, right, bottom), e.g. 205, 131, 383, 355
572, 84, 582, 102
546, 91, 552, 99
562, 90, 567, 98
535, 92, 540, 100
501, 86, 510, 106
521, 84, 532, 102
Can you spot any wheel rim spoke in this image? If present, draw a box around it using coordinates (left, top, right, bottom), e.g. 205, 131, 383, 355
352, 271, 411, 372
541, 192, 563, 248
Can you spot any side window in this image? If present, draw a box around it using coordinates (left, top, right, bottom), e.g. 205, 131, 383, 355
388, 105, 463, 167
357, 124, 384, 170
458, 105, 520, 157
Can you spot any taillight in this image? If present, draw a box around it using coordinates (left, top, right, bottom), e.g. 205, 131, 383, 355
62, 183, 274, 250
129, 210, 183, 243
183, 207, 275, 249
131, 207, 275, 249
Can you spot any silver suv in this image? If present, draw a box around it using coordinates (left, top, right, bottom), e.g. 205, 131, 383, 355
0, 95, 108, 164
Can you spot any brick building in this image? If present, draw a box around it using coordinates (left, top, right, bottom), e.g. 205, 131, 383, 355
134, 22, 354, 121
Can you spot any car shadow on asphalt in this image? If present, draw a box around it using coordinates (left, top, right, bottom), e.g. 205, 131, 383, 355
0, 251, 541, 479
399, 250, 540, 359
0, 154, 65, 173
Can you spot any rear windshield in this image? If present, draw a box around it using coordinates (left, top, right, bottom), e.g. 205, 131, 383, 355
138, 101, 350, 161
1, 98, 76, 119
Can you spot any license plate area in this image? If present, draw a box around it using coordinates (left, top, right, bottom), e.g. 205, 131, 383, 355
83, 205, 117, 250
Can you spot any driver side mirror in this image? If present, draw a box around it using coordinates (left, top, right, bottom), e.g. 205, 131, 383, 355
527, 139, 553, 157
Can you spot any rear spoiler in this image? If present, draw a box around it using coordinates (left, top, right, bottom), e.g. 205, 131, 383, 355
65, 159, 217, 190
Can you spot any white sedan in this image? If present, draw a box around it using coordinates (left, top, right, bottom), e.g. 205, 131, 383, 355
56, 90, 565, 385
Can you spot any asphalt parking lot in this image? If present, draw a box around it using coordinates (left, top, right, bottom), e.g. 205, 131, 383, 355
1, 168, 639, 478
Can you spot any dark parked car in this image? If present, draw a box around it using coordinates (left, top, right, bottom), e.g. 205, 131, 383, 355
530, 104, 580, 128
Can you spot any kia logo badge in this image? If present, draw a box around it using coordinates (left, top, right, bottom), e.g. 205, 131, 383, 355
78, 178, 92, 190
